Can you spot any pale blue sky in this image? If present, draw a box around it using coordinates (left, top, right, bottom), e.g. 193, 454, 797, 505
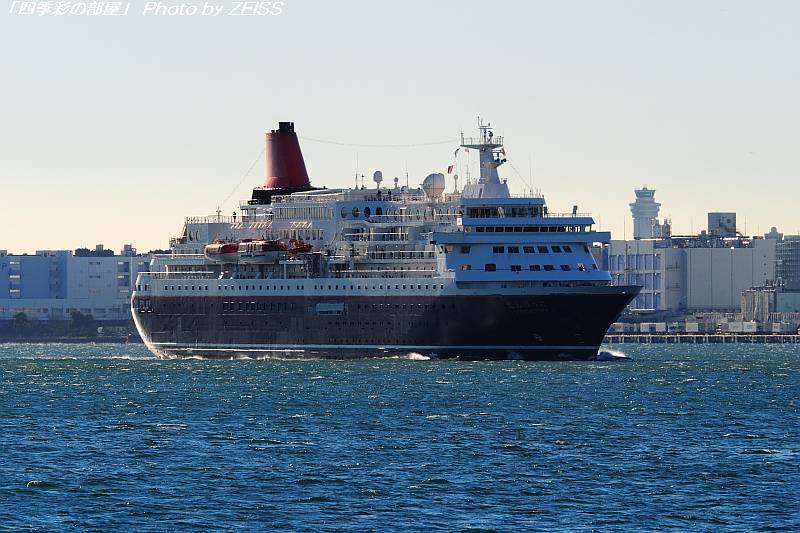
1, 0, 798, 252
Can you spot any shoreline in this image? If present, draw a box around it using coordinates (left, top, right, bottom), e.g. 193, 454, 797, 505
604, 333, 800, 344
3, 335, 800, 346
0, 337, 141, 344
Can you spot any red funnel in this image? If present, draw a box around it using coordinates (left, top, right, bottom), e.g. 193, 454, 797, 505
263, 122, 310, 189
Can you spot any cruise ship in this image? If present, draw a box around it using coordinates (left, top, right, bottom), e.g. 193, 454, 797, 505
132, 121, 639, 360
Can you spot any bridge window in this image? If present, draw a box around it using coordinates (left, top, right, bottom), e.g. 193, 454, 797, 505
459, 246, 471, 253
460, 264, 471, 271
544, 265, 555, 271
537, 246, 549, 253
552, 246, 562, 253
529, 265, 541, 271
510, 265, 522, 272
561, 265, 571, 271
485, 264, 496, 272
492, 246, 504, 254
523, 246, 535, 253
507, 246, 519, 254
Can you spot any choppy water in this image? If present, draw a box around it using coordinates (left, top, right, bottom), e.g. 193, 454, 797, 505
1, 343, 798, 531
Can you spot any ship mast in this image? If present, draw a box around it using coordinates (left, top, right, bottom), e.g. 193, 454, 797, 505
459, 119, 510, 198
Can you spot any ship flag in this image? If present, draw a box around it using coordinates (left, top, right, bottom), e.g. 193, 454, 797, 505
447, 148, 460, 174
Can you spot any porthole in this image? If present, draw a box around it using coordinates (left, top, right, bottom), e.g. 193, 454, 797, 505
352, 207, 360, 218
364, 206, 371, 217
376, 207, 383, 216
341, 207, 347, 218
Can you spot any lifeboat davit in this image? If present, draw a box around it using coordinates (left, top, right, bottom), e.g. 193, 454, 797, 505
204, 241, 240, 263
239, 240, 288, 264
287, 239, 313, 255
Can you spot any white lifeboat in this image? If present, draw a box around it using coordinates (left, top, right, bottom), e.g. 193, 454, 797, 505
239, 240, 288, 264
204, 241, 240, 263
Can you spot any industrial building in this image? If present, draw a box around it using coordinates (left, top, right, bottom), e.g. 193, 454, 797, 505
609, 189, 777, 312
0, 245, 150, 322
775, 236, 800, 290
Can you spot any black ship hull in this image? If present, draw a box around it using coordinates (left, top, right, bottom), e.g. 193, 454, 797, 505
132, 287, 638, 361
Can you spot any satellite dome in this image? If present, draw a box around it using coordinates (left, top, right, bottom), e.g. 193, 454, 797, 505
422, 173, 445, 199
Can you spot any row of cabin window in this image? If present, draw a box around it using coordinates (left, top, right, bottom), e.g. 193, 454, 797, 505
494, 245, 572, 254
456, 245, 582, 254
465, 206, 545, 218
464, 264, 590, 272
162, 283, 447, 292
474, 225, 589, 233
221, 302, 459, 313
340, 206, 457, 220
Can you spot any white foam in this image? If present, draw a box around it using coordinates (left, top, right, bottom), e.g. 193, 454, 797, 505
595, 348, 629, 361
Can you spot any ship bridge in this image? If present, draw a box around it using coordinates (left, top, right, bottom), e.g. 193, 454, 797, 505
433, 194, 611, 285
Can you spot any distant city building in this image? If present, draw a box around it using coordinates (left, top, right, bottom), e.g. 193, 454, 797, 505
608, 236, 775, 312
775, 236, 800, 290
707, 212, 737, 237
629, 187, 661, 239
684, 238, 775, 310
608, 239, 683, 311
742, 285, 800, 320
0, 245, 150, 321
610, 191, 778, 312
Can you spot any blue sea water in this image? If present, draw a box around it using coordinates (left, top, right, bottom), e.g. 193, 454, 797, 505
0, 343, 798, 531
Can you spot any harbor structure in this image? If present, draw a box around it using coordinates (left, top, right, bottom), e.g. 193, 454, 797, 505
629, 187, 664, 239
609, 188, 777, 312
0, 245, 150, 322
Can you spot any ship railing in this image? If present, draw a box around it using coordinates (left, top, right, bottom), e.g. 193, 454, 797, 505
356, 193, 429, 203
506, 193, 546, 199
271, 192, 345, 204
541, 212, 593, 218
461, 136, 503, 146
138, 271, 219, 280
357, 214, 459, 224
184, 215, 237, 224
326, 270, 438, 279
366, 251, 437, 260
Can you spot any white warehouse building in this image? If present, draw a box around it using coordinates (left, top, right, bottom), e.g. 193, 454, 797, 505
608, 189, 777, 312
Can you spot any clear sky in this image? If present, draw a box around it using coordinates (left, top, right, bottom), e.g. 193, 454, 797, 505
1, 0, 798, 253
